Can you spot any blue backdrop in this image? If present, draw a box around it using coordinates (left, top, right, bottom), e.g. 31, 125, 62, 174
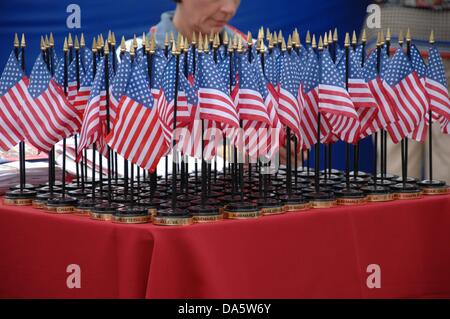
0, 0, 373, 171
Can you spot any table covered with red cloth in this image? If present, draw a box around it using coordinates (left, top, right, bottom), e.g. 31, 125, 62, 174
1, 195, 450, 299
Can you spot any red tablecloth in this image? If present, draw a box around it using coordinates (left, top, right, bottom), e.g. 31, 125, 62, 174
1, 195, 450, 299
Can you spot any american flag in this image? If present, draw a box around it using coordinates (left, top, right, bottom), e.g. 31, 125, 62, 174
110, 51, 132, 120
362, 49, 398, 137
77, 56, 108, 159
0, 51, 24, 152
198, 52, 239, 128
54, 56, 83, 105
19, 53, 80, 152
336, 46, 378, 138
73, 49, 94, 115
408, 45, 429, 142
319, 49, 360, 144
106, 60, 168, 172
278, 52, 303, 143
300, 48, 333, 149
383, 48, 428, 144
426, 45, 450, 135
157, 55, 177, 144
176, 53, 195, 126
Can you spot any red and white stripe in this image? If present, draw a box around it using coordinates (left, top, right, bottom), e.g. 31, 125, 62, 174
426, 77, 450, 121
77, 91, 107, 159
17, 78, 80, 152
386, 72, 428, 144
278, 85, 302, 142
319, 84, 360, 144
72, 85, 91, 116
106, 96, 169, 172
67, 81, 78, 104
237, 88, 271, 125
199, 87, 239, 128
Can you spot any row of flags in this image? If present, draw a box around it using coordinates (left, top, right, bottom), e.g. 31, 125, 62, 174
1, 31, 449, 174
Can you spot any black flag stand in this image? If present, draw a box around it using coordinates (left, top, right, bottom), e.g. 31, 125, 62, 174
334, 32, 366, 205
361, 32, 394, 202
417, 30, 449, 194
5, 34, 37, 205
154, 39, 193, 226
391, 29, 422, 199
303, 35, 337, 208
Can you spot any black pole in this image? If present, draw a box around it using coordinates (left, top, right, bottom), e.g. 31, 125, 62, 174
345, 42, 350, 189
62, 45, 69, 198
75, 42, 81, 187
104, 48, 112, 203
19, 37, 26, 191
171, 52, 181, 209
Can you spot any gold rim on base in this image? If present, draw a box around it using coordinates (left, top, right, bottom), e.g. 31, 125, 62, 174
153, 216, 193, 226
223, 210, 261, 219
46, 206, 76, 214
366, 194, 395, 202
283, 203, 311, 212
112, 215, 151, 224
32, 200, 47, 209
3, 198, 33, 206
394, 192, 422, 200
148, 208, 158, 217
73, 209, 92, 217
421, 187, 450, 196
261, 206, 285, 215
89, 212, 114, 221
310, 200, 338, 209
337, 197, 367, 206
192, 214, 224, 223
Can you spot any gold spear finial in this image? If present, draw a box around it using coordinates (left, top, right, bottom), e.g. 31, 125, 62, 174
130, 42, 135, 57
266, 28, 271, 42
260, 38, 265, 53
291, 29, 298, 47
406, 28, 411, 42
209, 31, 214, 44
287, 35, 292, 50
345, 32, 350, 47
120, 36, 126, 52
429, 30, 435, 44
68, 33, 73, 47
97, 35, 102, 50
133, 34, 138, 50
237, 36, 243, 53
21, 33, 26, 47
311, 34, 317, 48
164, 33, 169, 47
213, 33, 220, 48
100, 34, 105, 47
92, 38, 97, 52
247, 31, 252, 46
40, 36, 45, 51
80, 33, 85, 47
278, 30, 283, 44
399, 30, 404, 45
191, 32, 197, 46
74, 35, 79, 49
176, 32, 182, 49
170, 32, 175, 44
233, 34, 238, 49
352, 31, 357, 46
49, 32, 54, 47
107, 30, 112, 44
306, 30, 311, 45
323, 33, 328, 47
272, 32, 277, 45
203, 34, 209, 53
333, 28, 338, 42
362, 29, 367, 43
111, 32, 116, 46
386, 28, 391, 41
318, 36, 323, 50
257, 27, 263, 41
63, 37, 68, 52
104, 40, 109, 54
198, 33, 204, 53
281, 36, 286, 52
149, 33, 156, 53
184, 36, 189, 52
328, 30, 333, 43
376, 32, 381, 47
43, 35, 49, 49
223, 31, 229, 46
380, 29, 385, 44
179, 35, 184, 51
14, 33, 19, 47
268, 34, 274, 49
142, 32, 146, 47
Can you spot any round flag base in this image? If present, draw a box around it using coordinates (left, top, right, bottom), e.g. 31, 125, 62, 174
417, 180, 449, 195
33, 192, 61, 209
257, 198, 285, 215
4, 189, 37, 206
361, 185, 395, 202
350, 171, 372, 179
46, 197, 78, 214
224, 202, 260, 219
37, 185, 62, 194
112, 206, 151, 224
153, 208, 193, 226
10, 183, 37, 191
189, 205, 223, 223
90, 203, 121, 221
280, 195, 310, 212
391, 176, 418, 184
335, 188, 367, 206
376, 173, 399, 180
391, 183, 422, 200
138, 198, 165, 217
68, 188, 90, 199
303, 191, 337, 209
